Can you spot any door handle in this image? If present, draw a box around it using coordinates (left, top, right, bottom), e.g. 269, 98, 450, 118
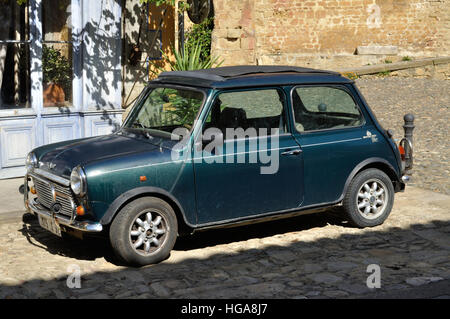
281, 149, 302, 156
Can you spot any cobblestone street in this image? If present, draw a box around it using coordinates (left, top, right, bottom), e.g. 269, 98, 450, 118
0, 78, 449, 299
0, 187, 449, 299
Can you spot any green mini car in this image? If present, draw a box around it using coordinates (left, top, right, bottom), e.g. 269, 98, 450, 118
22, 66, 414, 266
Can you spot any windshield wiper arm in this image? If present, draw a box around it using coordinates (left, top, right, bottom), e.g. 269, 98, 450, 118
123, 127, 153, 139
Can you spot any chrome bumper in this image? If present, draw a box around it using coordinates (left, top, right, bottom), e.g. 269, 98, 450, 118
28, 198, 103, 232
24, 173, 103, 233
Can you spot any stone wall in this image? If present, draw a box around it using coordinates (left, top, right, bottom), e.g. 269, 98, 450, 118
211, 0, 450, 69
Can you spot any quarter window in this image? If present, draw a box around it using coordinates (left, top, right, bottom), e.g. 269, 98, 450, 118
292, 86, 363, 132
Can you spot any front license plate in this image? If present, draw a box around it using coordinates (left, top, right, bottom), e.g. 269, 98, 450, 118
38, 215, 62, 237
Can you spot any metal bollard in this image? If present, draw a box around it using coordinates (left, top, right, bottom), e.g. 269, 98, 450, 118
403, 113, 415, 145
402, 113, 415, 174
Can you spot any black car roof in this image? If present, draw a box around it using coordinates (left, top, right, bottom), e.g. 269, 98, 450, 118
154, 65, 350, 89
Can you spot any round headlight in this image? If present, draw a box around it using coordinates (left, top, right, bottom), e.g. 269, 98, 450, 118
26, 152, 38, 170
70, 166, 87, 196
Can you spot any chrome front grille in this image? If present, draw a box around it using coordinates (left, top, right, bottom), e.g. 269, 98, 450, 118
32, 176, 75, 218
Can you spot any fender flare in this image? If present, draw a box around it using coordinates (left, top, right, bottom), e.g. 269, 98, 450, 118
340, 157, 402, 201
99, 186, 194, 228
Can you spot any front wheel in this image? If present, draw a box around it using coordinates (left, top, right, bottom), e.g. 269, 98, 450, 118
110, 197, 178, 266
343, 168, 394, 228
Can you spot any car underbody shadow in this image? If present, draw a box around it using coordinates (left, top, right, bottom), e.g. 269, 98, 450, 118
19, 213, 126, 265
174, 208, 350, 251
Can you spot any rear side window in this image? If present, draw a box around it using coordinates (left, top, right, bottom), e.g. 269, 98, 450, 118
292, 86, 363, 132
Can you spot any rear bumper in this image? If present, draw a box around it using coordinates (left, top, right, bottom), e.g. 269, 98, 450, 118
401, 175, 411, 183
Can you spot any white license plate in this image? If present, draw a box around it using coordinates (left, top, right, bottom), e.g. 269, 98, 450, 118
38, 215, 62, 237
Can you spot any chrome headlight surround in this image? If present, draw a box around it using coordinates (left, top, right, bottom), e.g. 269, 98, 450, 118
26, 152, 38, 171
70, 166, 87, 196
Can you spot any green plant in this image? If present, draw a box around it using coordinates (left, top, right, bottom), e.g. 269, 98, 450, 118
147, 42, 222, 126
159, 88, 203, 128
185, 17, 214, 63
402, 56, 412, 61
151, 41, 222, 75
170, 41, 223, 70
42, 44, 71, 95
384, 59, 392, 64
377, 70, 391, 77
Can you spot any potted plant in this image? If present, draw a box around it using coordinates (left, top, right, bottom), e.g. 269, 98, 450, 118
42, 44, 71, 106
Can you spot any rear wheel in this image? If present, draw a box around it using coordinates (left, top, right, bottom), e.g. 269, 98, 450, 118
109, 197, 178, 266
343, 168, 394, 227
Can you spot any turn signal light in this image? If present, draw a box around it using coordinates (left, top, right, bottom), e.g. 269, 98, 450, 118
76, 205, 85, 216
30, 186, 36, 194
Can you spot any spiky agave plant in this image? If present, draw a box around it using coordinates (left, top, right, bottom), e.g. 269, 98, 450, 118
153, 41, 222, 74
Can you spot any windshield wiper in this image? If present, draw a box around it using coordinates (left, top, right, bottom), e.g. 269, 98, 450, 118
123, 126, 153, 140
125, 125, 183, 141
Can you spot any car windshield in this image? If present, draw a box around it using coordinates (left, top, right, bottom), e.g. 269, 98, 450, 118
124, 87, 204, 137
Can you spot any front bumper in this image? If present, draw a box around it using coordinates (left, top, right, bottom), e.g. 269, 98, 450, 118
24, 173, 103, 233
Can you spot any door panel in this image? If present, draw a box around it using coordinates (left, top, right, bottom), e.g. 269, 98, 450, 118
0, 122, 35, 168
291, 84, 367, 206
193, 134, 304, 224
43, 120, 79, 144
193, 87, 304, 225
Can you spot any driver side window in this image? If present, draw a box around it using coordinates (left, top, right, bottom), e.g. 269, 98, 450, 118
203, 88, 287, 139
293, 86, 363, 132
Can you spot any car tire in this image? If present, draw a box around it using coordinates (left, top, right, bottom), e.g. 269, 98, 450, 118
109, 197, 178, 266
343, 168, 394, 228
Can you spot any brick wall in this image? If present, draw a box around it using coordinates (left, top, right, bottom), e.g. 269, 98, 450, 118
211, 0, 450, 69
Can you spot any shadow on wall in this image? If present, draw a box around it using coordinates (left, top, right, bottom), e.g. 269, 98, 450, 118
1, 209, 449, 298
35, 0, 121, 133
121, 1, 176, 111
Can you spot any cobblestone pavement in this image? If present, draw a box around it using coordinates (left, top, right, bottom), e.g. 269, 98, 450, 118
356, 77, 450, 195
0, 187, 449, 299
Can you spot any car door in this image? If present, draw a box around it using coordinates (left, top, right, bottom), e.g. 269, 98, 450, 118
192, 87, 304, 225
291, 84, 367, 206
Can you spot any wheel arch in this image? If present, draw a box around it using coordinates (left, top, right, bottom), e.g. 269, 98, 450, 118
100, 187, 194, 236
342, 158, 403, 200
